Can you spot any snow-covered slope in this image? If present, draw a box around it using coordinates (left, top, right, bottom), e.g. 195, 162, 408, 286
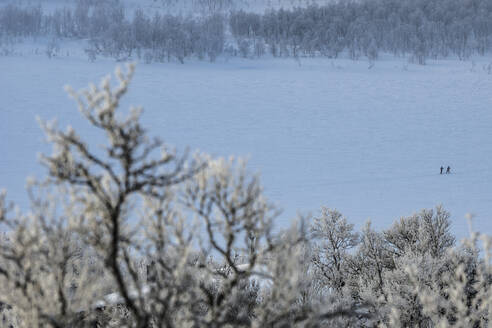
1, 52, 491, 239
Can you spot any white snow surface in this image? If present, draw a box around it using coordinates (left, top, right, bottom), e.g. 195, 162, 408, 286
1, 50, 492, 239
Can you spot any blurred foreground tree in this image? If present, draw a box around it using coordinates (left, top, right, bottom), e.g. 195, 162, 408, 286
0, 64, 365, 328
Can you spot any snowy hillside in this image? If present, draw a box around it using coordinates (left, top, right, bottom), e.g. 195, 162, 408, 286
2, 0, 492, 240
1, 51, 492, 239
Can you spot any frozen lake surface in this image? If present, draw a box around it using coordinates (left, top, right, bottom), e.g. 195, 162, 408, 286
1, 53, 492, 239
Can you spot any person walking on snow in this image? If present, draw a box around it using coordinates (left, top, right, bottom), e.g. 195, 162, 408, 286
440, 166, 444, 174
446, 166, 451, 174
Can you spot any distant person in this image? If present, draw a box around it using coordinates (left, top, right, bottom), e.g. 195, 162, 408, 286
446, 166, 451, 174
440, 166, 444, 174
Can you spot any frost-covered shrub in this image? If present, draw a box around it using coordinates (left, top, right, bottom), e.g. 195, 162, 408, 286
45, 38, 60, 59
308, 206, 490, 327
401, 230, 491, 328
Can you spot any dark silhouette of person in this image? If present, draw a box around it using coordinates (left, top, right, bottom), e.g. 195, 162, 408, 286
440, 166, 444, 174
446, 166, 451, 174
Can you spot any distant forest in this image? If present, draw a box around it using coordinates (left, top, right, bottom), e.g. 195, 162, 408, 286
1, 0, 492, 64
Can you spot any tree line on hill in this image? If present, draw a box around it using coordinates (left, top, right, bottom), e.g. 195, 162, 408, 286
1, 0, 492, 64
0, 64, 490, 327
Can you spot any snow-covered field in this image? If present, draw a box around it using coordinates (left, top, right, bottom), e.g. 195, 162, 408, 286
1, 49, 492, 239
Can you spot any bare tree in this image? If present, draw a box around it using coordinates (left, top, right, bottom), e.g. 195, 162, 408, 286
311, 208, 359, 292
